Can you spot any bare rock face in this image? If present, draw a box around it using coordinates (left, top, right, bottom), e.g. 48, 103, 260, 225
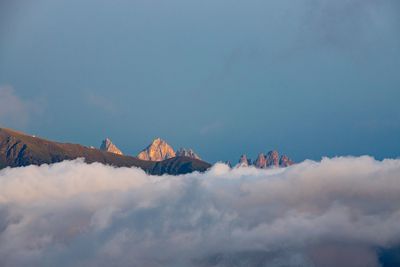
266, 150, 279, 168
137, 138, 176, 161
176, 148, 201, 160
254, 153, 267, 169
237, 151, 294, 169
224, 161, 232, 168
279, 155, 294, 167
237, 154, 251, 167
100, 138, 123, 155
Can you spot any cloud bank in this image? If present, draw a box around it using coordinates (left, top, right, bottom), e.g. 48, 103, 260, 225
1, 156, 400, 267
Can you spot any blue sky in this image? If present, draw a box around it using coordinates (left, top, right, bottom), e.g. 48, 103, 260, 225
0, 0, 399, 163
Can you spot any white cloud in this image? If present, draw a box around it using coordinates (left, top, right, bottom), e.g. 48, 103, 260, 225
0, 156, 400, 266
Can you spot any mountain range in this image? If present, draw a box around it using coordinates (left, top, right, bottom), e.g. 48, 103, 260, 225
237, 151, 294, 168
100, 136, 202, 162
0, 128, 210, 175
0, 127, 294, 174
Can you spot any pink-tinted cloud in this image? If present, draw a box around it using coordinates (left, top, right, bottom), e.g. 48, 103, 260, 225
0, 156, 400, 266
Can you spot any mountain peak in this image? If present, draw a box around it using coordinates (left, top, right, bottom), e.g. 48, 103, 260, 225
237, 154, 251, 167
254, 153, 267, 168
279, 155, 294, 167
100, 138, 123, 155
176, 148, 201, 160
137, 138, 176, 161
151, 137, 166, 145
266, 150, 279, 168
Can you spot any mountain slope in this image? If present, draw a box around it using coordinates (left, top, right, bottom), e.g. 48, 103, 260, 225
152, 156, 210, 175
0, 128, 211, 175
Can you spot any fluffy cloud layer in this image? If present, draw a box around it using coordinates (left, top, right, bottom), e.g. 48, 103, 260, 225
0, 157, 400, 267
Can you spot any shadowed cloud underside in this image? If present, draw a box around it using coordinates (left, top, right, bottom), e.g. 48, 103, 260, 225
0, 156, 400, 266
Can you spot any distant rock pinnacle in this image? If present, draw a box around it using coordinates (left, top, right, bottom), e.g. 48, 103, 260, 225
279, 155, 294, 167
254, 153, 267, 168
176, 148, 201, 160
266, 150, 279, 168
100, 138, 123, 155
237, 154, 251, 167
236, 150, 294, 168
137, 138, 176, 161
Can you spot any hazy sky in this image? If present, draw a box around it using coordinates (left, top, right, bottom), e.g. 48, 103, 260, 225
0, 0, 399, 163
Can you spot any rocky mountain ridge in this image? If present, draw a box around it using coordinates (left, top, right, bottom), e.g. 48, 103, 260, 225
237, 150, 294, 168
0, 127, 295, 175
176, 148, 201, 160
0, 128, 210, 175
136, 138, 202, 162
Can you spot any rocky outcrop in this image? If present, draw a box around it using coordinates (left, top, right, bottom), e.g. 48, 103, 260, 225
266, 150, 279, 168
236, 150, 294, 168
137, 138, 176, 161
100, 138, 123, 155
224, 161, 232, 168
279, 155, 294, 167
176, 148, 201, 160
237, 154, 251, 167
0, 128, 211, 175
254, 153, 267, 168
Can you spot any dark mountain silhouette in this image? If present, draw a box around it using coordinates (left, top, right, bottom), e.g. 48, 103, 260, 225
0, 128, 211, 175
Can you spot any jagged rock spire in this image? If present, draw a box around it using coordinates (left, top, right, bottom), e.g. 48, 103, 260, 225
237, 154, 251, 167
254, 153, 267, 168
279, 155, 294, 167
176, 148, 201, 160
266, 150, 279, 168
100, 138, 123, 155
